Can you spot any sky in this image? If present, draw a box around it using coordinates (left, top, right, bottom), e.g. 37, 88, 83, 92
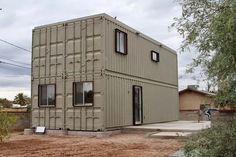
0, 0, 206, 100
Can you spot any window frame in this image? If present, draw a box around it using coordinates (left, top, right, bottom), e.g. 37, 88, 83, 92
38, 84, 56, 107
115, 29, 128, 55
151, 50, 160, 62
73, 81, 94, 107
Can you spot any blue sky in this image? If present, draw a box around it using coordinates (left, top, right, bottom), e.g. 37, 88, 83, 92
0, 0, 205, 100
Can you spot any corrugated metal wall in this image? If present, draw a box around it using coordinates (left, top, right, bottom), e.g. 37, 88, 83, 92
104, 17, 178, 86
32, 13, 179, 131
31, 15, 105, 131
103, 15, 179, 128
104, 73, 179, 129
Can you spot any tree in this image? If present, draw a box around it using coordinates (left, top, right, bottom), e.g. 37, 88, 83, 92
172, 0, 236, 107
0, 98, 12, 108
184, 118, 236, 157
14, 93, 31, 106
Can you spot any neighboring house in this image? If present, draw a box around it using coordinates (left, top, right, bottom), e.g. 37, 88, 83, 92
31, 13, 178, 131
179, 87, 215, 111
179, 87, 215, 120
12, 104, 28, 108
12, 104, 21, 108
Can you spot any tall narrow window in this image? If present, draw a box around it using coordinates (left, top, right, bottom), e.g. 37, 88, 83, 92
151, 51, 160, 62
73, 82, 93, 106
39, 84, 56, 106
115, 29, 127, 54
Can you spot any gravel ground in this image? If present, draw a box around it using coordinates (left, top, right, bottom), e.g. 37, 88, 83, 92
0, 132, 183, 157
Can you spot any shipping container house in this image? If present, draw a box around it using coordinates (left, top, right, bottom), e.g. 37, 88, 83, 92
31, 13, 179, 131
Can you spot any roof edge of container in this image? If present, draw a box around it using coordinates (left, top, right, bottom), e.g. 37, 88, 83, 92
33, 13, 176, 55
102, 14, 177, 55
34, 13, 107, 29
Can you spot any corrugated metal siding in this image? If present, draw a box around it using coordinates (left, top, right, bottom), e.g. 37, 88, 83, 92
103, 16, 178, 128
31, 16, 105, 131
104, 74, 178, 128
104, 18, 178, 86
32, 13, 179, 131
104, 75, 133, 128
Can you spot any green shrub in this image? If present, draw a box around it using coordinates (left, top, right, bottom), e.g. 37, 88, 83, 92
0, 110, 17, 142
184, 118, 236, 157
0, 98, 12, 108
26, 104, 31, 112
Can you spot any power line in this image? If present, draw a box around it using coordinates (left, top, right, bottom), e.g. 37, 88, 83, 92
0, 56, 30, 66
0, 60, 31, 69
0, 38, 31, 53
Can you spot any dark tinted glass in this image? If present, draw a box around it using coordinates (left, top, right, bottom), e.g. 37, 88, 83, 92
74, 82, 83, 105
40, 85, 47, 105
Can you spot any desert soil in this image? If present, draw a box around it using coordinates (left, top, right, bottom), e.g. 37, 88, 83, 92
0, 132, 183, 157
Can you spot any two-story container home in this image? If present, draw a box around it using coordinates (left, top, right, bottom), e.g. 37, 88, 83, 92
31, 13, 179, 131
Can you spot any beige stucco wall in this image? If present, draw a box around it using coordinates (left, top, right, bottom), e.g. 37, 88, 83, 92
179, 91, 213, 110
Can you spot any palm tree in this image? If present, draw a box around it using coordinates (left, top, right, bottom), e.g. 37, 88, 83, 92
14, 93, 30, 106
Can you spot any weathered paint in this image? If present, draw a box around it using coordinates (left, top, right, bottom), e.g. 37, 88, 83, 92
31, 13, 178, 131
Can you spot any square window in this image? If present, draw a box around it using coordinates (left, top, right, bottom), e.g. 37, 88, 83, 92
39, 84, 56, 107
151, 51, 159, 62
73, 82, 93, 106
115, 29, 127, 54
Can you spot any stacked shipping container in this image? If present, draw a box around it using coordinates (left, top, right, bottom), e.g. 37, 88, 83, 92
31, 13, 178, 131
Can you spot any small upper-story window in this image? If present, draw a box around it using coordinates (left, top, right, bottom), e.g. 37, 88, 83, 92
39, 84, 56, 107
115, 29, 127, 55
73, 82, 93, 106
151, 51, 160, 62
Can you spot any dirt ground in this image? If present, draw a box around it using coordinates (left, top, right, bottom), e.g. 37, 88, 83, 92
0, 132, 183, 157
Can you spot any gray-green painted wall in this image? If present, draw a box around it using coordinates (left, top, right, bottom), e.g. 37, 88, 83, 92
31, 13, 178, 131
103, 15, 178, 128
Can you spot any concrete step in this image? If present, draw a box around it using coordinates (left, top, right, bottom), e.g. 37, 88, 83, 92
149, 131, 192, 139
122, 127, 161, 134
168, 150, 185, 157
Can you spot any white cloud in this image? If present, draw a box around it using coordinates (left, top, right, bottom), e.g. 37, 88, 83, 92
0, 87, 30, 100
0, 0, 202, 99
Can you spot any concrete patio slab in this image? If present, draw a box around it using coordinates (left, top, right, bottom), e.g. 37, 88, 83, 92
123, 121, 211, 133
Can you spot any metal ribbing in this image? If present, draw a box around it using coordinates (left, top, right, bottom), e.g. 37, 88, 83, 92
38, 29, 41, 126
104, 18, 178, 86
48, 27, 51, 129
92, 18, 95, 131
79, 20, 82, 131
32, 16, 104, 131
55, 26, 58, 129
63, 23, 66, 130
73, 22, 76, 130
